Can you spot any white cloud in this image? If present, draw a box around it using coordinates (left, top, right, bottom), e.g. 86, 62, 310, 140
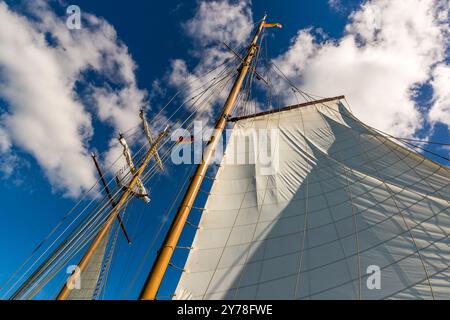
0, 127, 11, 153
273, 0, 450, 137
4, 0, 446, 199
0, 1, 148, 197
0, 153, 18, 179
94, 85, 145, 135
0, 125, 18, 180
328, 0, 344, 13
184, 0, 253, 47
165, 0, 254, 121
429, 63, 450, 128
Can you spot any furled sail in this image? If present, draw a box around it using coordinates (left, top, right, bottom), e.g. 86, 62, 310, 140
118, 135, 151, 203
174, 97, 450, 300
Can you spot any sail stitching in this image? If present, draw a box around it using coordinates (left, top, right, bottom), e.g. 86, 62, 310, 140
187, 206, 450, 300
174, 99, 445, 302
199, 118, 270, 299
293, 94, 311, 299
182, 177, 450, 275
240, 107, 283, 299
313, 101, 362, 299
341, 110, 439, 299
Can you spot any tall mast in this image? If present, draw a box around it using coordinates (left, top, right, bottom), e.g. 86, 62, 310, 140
139, 15, 270, 300
92, 153, 131, 244
56, 128, 168, 300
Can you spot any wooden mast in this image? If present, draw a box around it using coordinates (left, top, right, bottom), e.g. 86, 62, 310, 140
139, 15, 269, 300
92, 153, 132, 244
56, 128, 168, 300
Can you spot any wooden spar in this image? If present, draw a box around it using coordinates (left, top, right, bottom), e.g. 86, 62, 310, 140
229, 95, 346, 122
56, 128, 168, 300
91, 153, 132, 245
119, 134, 151, 203
139, 15, 270, 300
140, 110, 164, 171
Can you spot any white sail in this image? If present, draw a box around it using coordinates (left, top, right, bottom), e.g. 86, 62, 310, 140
174, 97, 450, 300
66, 231, 110, 300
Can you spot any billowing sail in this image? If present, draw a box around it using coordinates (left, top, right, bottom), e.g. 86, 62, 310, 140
174, 97, 450, 300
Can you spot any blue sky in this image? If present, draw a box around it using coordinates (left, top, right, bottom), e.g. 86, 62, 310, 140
0, 0, 448, 300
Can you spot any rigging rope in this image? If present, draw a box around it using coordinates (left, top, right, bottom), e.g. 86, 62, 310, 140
267, 59, 450, 164
3, 56, 240, 300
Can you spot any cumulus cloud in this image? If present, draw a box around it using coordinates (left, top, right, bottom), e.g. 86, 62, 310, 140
0, 127, 11, 153
0, 1, 147, 197
429, 63, 450, 127
273, 0, 450, 137
328, 0, 345, 13
2, 0, 448, 198
166, 0, 254, 120
184, 0, 253, 47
